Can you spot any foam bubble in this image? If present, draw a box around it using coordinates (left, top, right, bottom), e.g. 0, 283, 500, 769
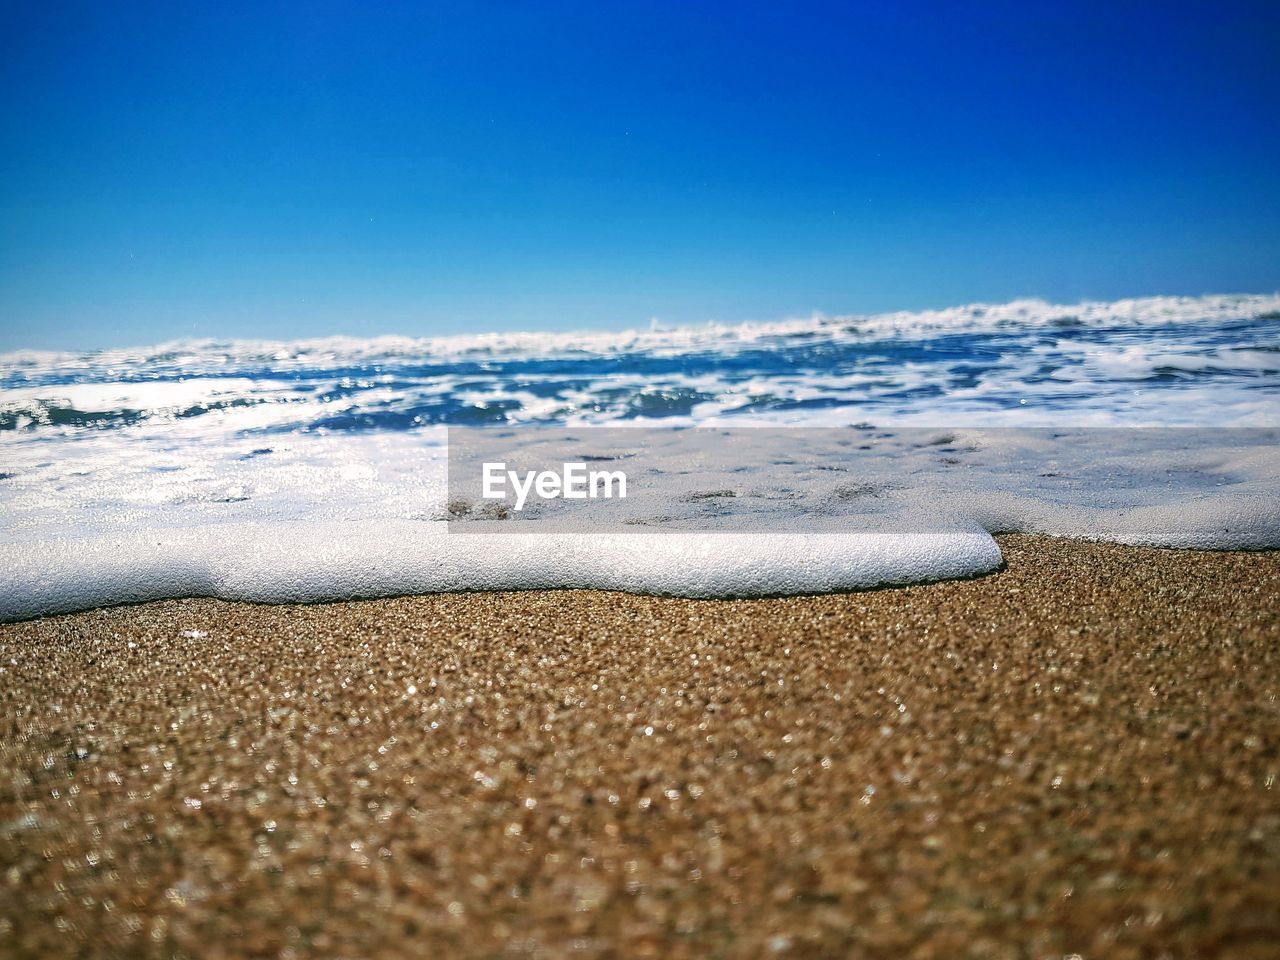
0, 524, 1003, 620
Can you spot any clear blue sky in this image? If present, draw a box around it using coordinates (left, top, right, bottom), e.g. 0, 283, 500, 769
1, 1, 1278, 351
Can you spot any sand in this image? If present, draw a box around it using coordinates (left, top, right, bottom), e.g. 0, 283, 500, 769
1, 535, 1278, 959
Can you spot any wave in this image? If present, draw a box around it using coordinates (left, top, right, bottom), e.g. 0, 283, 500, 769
1, 294, 1277, 618
4, 293, 1278, 373
2, 294, 1278, 434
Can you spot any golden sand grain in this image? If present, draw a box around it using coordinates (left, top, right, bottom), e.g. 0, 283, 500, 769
2, 535, 1278, 958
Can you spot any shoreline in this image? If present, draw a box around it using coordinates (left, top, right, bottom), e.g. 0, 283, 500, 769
8, 529, 1280, 626
3, 534, 1279, 957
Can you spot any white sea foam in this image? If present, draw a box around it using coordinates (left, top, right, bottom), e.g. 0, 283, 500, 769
0, 524, 1004, 620
1, 425, 1276, 620
1, 294, 1277, 618
4, 292, 1278, 371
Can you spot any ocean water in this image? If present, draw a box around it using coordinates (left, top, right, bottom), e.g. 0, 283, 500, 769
2, 293, 1278, 618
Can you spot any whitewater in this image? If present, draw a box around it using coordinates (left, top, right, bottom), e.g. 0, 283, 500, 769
2, 293, 1278, 619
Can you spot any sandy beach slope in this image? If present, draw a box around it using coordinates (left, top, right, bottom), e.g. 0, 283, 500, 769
2, 535, 1278, 958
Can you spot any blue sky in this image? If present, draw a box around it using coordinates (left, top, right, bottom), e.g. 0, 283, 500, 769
1, 1, 1278, 350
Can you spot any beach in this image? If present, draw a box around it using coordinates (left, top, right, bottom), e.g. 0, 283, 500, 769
4, 2, 1278, 955
1, 535, 1277, 958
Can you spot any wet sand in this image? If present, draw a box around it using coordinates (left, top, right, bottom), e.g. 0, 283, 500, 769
2, 535, 1278, 958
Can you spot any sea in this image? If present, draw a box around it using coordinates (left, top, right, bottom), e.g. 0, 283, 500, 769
2, 293, 1278, 619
